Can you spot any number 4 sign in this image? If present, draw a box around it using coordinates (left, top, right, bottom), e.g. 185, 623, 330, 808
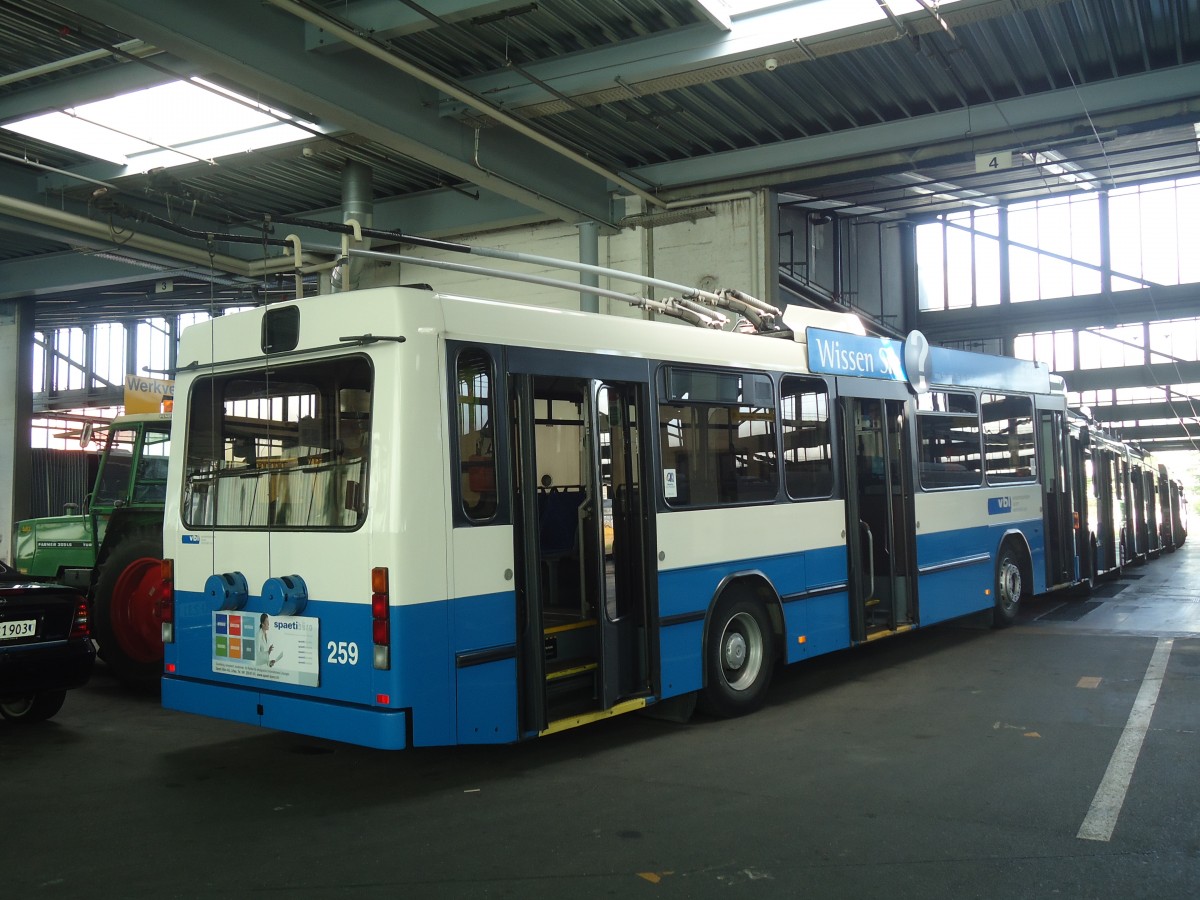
975, 150, 1013, 173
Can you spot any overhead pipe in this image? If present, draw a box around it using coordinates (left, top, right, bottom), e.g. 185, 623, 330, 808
0, 39, 154, 88
0, 194, 304, 277
0, 150, 121, 192
308, 243, 728, 329
262, 0, 666, 210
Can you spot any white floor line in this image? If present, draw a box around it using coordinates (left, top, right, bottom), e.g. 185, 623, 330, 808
1077, 637, 1173, 842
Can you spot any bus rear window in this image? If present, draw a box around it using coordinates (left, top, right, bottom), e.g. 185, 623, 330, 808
182, 357, 371, 529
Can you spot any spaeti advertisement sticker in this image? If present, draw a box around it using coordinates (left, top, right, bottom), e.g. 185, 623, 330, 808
212, 611, 320, 686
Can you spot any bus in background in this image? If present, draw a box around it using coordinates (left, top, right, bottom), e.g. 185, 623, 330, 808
1069, 413, 1131, 584
157, 274, 1179, 749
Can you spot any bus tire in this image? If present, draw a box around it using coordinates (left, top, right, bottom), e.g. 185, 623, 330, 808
698, 595, 775, 717
993, 542, 1025, 628
93, 527, 164, 690
0, 690, 66, 723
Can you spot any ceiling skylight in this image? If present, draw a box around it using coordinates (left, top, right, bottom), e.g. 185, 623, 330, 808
726, 0, 966, 23
2, 78, 321, 174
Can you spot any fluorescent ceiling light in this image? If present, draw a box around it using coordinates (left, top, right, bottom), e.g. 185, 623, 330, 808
2, 78, 322, 173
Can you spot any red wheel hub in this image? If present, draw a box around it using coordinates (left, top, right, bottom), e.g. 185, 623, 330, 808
111, 557, 165, 664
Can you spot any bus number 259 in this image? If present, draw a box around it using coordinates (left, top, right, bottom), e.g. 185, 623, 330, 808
326, 641, 359, 665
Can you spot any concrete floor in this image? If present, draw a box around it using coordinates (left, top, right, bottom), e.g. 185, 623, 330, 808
4, 545, 1199, 898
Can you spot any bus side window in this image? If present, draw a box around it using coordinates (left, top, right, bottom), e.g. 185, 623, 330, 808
780, 375, 832, 499
457, 348, 497, 522
657, 367, 777, 508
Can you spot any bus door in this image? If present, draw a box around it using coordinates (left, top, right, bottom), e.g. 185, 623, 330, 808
839, 390, 916, 641
510, 370, 652, 734
1130, 464, 1147, 561
1040, 411, 1076, 586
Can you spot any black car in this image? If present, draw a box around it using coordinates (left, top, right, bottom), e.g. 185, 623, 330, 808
0, 560, 95, 723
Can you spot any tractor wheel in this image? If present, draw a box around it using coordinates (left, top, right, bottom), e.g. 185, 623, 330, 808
93, 527, 164, 689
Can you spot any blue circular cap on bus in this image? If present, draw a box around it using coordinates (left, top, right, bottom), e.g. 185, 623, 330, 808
204, 571, 248, 610
262, 574, 309, 616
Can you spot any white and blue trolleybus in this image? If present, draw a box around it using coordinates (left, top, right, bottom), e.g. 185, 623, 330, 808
159, 263, 1128, 749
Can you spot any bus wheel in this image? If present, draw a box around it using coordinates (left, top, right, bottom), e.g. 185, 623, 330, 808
698, 596, 775, 717
993, 544, 1024, 628
93, 527, 164, 689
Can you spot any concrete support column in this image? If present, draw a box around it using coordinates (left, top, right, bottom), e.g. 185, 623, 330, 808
999, 203, 1014, 356
0, 300, 34, 559
762, 189, 780, 307
578, 220, 599, 313
1098, 190, 1112, 295
899, 222, 919, 332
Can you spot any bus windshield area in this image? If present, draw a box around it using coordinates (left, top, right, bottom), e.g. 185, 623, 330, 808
182, 357, 372, 529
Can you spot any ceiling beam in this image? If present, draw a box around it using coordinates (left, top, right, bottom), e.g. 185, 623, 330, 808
631, 64, 1200, 190
916, 283, 1200, 343
298, 186, 568, 241
58, 0, 619, 226
1061, 361, 1200, 394
1106, 422, 1200, 444
302, 1, 516, 52
444, 0, 1064, 117
0, 53, 195, 122
1089, 400, 1200, 424
0, 243, 195, 300
1130, 441, 1200, 452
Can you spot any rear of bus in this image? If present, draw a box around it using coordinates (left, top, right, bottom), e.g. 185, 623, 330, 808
161, 288, 453, 749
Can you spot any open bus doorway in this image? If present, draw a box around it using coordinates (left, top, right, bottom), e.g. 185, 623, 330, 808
841, 395, 916, 641
510, 372, 652, 733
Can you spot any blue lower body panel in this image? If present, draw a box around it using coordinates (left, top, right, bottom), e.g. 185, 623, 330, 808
163, 675, 409, 750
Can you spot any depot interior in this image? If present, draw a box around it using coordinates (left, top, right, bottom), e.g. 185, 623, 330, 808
1, 0, 1199, 547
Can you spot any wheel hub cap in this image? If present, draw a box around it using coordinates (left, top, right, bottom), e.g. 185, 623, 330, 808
723, 632, 747, 670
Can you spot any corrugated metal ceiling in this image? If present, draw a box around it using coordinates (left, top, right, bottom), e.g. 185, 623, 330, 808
0, 0, 1197, 301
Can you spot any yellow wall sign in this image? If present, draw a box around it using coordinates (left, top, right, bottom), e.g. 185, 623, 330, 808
124, 374, 174, 413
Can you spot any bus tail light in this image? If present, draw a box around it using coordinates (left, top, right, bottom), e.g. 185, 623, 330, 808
371, 567, 390, 670
159, 558, 176, 644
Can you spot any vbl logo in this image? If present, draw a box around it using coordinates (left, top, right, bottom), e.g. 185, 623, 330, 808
987, 497, 1012, 515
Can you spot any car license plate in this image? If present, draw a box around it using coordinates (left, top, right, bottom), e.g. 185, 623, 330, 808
0, 619, 36, 640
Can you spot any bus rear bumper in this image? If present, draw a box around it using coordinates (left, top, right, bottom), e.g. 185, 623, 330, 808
163, 676, 409, 750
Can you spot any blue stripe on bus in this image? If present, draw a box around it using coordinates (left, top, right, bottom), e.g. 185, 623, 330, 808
165, 520, 1047, 746
915, 518, 1047, 598
656, 544, 851, 692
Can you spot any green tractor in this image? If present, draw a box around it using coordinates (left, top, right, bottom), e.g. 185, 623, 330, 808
13, 413, 171, 687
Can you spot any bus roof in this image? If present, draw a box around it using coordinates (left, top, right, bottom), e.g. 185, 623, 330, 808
176, 287, 1056, 398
